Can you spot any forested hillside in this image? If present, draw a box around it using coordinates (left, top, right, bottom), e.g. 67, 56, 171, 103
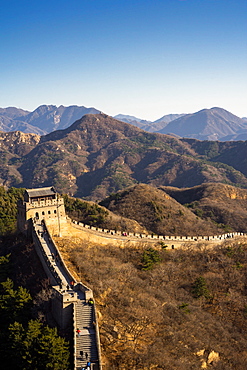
0, 238, 70, 370
0, 187, 24, 235
0, 114, 247, 200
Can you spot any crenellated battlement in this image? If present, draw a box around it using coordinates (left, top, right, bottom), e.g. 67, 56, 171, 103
71, 219, 247, 249
17, 186, 66, 235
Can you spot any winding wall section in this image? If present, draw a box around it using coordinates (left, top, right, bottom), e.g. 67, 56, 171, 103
31, 214, 247, 370
32, 219, 102, 370
71, 219, 247, 249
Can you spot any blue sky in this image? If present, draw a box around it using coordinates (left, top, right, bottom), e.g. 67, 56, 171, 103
0, 0, 246, 120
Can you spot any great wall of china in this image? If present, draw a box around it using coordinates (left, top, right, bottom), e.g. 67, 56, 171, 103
70, 219, 247, 249
16, 187, 247, 370
31, 218, 102, 370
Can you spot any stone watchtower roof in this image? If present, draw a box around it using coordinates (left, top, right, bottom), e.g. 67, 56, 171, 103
25, 186, 56, 199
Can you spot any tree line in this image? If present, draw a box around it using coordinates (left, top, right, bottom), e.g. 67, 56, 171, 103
0, 253, 70, 369
0, 186, 24, 236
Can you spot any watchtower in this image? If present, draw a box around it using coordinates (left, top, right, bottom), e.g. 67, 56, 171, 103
17, 186, 66, 235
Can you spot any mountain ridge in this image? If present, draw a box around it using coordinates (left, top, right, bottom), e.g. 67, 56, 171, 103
0, 104, 101, 135
0, 113, 247, 199
1, 105, 246, 141
158, 107, 247, 141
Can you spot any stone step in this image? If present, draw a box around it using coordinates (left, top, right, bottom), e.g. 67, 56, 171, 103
74, 302, 99, 369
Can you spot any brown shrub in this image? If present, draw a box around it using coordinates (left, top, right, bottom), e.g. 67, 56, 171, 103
60, 238, 247, 369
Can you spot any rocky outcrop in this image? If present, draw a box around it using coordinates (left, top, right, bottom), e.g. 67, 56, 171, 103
195, 349, 220, 368
0, 130, 40, 155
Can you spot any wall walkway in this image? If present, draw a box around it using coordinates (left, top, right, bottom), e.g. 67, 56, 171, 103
32, 219, 102, 370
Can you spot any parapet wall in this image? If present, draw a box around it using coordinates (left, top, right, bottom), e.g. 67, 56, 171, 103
44, 219, 77, 285
32, 223, 63, 286
71, 219, 247, 249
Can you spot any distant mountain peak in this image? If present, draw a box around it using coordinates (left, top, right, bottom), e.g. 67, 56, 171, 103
157, 107, 246, 141
0, 104, 101, 135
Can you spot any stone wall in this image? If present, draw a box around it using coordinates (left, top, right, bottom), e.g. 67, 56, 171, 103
71, 220, 247, 249
17, 196, 66, 235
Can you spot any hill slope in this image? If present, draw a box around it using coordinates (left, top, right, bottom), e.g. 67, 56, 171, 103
0, 113, 247, 198
160, 183, 247, 233
100, 183, 224, 236
56, 231, 247, 369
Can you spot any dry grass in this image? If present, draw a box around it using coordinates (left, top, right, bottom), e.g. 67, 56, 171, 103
162, 183, 247, 233
51, 223, 247, 369
100, 183, 224, 236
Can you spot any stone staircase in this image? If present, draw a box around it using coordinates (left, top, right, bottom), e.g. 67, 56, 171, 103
75, 301, 99, 370
32, 221, 101, 369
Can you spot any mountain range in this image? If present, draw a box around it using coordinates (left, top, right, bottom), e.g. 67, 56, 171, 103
114, 113, 185, 132
0, 105, 101, 135
116, 108, 247, 140
1, 106, 247, 370
1, 105, 247, 141
0, 113, 247, 200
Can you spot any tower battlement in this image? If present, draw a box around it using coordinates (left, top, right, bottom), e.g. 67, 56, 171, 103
17, 186, 66, 234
